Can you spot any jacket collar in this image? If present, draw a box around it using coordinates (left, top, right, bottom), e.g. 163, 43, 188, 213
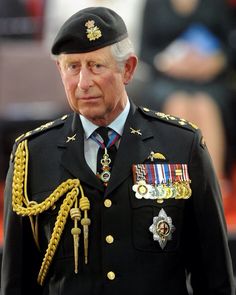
58, 102, 155, 195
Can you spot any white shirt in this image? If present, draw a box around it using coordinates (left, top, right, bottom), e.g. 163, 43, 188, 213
80, 100, 130, 174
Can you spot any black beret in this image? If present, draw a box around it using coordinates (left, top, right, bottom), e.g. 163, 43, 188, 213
51, 6, 128, 55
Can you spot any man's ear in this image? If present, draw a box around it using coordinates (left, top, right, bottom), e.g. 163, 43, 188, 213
56, 59, 62, 75
55, 58, 66, 84
123, 55, 138, 85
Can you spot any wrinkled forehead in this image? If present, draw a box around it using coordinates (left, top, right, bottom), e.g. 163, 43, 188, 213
57, 45, 114, 64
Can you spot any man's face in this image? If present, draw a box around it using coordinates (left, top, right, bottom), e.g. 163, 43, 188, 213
57, 46, 136, 125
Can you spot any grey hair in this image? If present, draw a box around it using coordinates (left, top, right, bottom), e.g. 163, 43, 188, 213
110, 37, 135, 70
52, 37, 135, 66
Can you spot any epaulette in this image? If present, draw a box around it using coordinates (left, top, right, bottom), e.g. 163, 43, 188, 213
139, 106, 198, 132
15, 114, 69, 143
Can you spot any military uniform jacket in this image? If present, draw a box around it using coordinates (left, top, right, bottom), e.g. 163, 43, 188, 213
1, 102, 235, 294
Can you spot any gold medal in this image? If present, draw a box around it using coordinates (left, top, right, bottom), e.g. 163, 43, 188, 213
132, 180, 152, 199
99, 148, 112, 185
100, 170, 111, 183
138, 184, 148, 195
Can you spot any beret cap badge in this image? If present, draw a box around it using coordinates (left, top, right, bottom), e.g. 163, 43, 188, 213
51, 7, 128, 55
85, 20, 102, 41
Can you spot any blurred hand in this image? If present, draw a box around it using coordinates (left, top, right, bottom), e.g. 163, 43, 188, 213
154, 44, 226, 82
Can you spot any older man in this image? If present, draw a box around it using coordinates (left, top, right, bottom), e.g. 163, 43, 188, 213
1, 6, 235, 295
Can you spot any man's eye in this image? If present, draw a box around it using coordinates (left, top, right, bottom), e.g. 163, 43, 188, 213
67, 64, 80, 72
91, 63, 105, 73
94, 63, 102, 68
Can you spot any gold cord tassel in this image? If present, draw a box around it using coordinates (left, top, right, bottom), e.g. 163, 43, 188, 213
79, 194, 91, 264
12, 139, 92, 284
70, 206, 81, 273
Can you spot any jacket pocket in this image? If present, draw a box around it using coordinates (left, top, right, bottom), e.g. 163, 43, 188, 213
130, 187, 185, 252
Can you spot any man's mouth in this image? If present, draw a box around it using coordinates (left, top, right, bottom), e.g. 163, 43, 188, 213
79, 95, 101, 101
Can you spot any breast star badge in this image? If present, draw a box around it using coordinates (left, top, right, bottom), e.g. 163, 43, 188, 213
149, 209, 175, 249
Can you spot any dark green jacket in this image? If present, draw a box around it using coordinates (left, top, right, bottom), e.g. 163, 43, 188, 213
1, 102, 235, 294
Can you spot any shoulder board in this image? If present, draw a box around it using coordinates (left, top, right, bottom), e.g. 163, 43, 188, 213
139, 106, 198, 132
15, 114, 69, 143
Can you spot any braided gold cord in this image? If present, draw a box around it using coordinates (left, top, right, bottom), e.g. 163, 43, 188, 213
12, 140, 80, 216
11, 140, 82, 286
37, 187, 79, 286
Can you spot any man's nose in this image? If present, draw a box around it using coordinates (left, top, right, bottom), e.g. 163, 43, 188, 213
77, 67, 93, 91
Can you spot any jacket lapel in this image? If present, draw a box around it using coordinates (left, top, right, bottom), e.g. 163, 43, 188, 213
58, 104, 162, 196
58, 113, 103, 191
106, 104, 154, 195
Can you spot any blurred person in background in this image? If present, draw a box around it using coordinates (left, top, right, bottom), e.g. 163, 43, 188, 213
0, 0, 45, 39
1, 6, 235, 295
139, 0, 236, 194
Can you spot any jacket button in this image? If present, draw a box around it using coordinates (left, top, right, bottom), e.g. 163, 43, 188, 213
105, 235, 114, 244
104, 199, 112, 208
107, 271, 116, 280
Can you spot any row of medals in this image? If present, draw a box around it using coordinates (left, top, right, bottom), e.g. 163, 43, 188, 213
98, 149, 192, 203
135, 180, 192, 202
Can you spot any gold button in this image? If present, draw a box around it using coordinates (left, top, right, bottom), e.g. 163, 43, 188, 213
105, 235, 114, 244
104, 199, 112, 208
107, 271, 116, 280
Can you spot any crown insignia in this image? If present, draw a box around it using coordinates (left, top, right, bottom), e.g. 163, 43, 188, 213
85, 20, 102, 41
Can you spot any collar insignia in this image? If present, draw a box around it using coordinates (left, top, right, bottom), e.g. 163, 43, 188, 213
130, 127, 142, 136
66, 134, 77, 143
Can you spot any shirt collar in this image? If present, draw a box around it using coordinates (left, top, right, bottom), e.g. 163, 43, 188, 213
80, 99, 130, 139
